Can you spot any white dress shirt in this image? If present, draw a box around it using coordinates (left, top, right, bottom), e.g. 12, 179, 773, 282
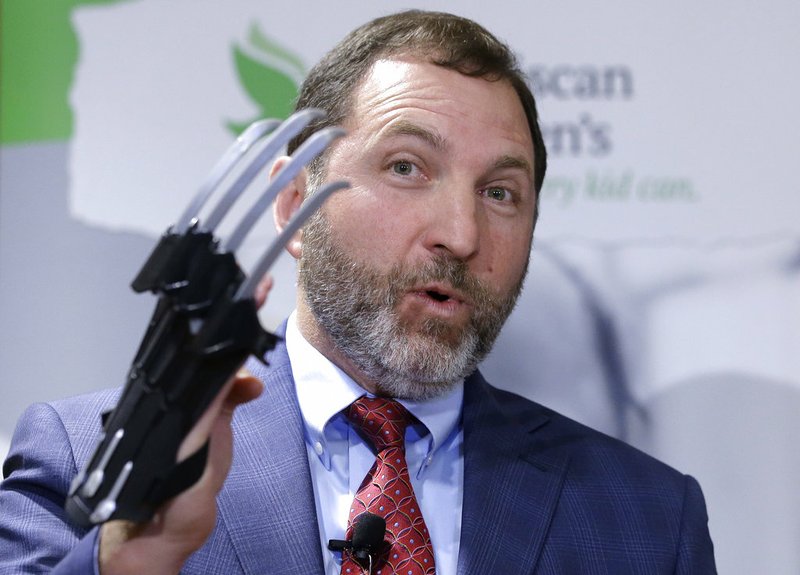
285, 312, 464, 575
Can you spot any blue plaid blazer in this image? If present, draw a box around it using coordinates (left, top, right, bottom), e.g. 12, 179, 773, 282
1, 336, 715, 574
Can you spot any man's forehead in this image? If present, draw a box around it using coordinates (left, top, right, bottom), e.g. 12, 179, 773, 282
353, 57, 436, 104
351, 57, 529, 133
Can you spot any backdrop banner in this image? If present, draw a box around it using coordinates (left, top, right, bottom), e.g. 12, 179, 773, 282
1, 1, 798, 573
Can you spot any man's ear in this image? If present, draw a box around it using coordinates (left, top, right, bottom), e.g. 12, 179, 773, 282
271, 156, 307, 260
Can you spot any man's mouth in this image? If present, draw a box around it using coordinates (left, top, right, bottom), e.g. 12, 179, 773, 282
407, 284, 470, 315
425, 289, 451, 302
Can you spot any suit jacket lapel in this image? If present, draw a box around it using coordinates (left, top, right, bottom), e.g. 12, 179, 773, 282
215, 344, 325, 575
457, 372, 569, 575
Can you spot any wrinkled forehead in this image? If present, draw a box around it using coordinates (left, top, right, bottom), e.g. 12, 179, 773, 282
350, 57, 531, 142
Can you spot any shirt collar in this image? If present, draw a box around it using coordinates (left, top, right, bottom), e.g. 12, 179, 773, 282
286, 311, 463, 461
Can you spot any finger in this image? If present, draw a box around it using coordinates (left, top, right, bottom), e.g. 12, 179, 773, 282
175, 371, 262, 462
254, 274, 274, 309
223, 369, 264, 410
174, 377, 233, 462
201, 372, 263, 488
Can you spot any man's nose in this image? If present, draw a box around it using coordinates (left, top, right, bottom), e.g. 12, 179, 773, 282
423, 184, 481, 261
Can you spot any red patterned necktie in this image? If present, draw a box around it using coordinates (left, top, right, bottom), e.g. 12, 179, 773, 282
341, 396, 436, 575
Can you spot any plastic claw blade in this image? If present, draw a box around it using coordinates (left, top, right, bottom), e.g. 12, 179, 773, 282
222, 126, 346, 253
201, 108, 326, 233
174, 119, 281, 233
235, 179, 350, 300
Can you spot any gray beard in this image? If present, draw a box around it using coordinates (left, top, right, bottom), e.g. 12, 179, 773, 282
298, 210, 526, 401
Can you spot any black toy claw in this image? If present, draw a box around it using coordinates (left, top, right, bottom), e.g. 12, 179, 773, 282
65, 111, 347, 526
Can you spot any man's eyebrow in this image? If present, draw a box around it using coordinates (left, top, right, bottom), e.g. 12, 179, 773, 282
493, 154, 534, 179
380, 120, 446, 150
379, 121, 533, 180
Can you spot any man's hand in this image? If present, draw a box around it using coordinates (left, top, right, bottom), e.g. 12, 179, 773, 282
99, 371, 263, 574
99, 274, 272, 574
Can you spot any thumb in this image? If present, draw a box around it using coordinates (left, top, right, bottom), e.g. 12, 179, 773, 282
202, 370, 263, 488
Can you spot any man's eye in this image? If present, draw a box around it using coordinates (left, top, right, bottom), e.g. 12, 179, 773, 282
484, 187, 510, 202
392, 160, 415, 176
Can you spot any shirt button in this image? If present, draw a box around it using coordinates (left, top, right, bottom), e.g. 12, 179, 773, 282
314, 441, 324, 456
425, 455, 434, 466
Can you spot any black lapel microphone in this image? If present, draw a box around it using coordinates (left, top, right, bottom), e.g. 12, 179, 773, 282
328, 512, 387, 573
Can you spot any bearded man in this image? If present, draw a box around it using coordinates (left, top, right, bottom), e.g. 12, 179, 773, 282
0, 10, 715, 575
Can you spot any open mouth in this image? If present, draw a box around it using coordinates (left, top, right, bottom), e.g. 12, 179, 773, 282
405, 285, 469, 320
425, 290, 451, 303
414, 283, 468, 307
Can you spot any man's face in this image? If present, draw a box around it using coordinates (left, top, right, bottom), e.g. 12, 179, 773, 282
297, 57, 537, 400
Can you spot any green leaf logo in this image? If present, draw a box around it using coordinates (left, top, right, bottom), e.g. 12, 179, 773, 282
228, 23, 305, 136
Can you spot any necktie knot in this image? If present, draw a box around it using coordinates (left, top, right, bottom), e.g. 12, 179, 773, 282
347, 396, 410, 452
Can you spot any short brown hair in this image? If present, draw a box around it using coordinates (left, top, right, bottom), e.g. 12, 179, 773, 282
289, 10, 547, 195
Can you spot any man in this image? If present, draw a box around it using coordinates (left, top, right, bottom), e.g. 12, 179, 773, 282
0, 10, 716, 574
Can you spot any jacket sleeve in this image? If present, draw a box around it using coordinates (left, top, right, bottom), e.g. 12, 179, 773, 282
0, 402, 99, 574
675, 474, 717, 574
